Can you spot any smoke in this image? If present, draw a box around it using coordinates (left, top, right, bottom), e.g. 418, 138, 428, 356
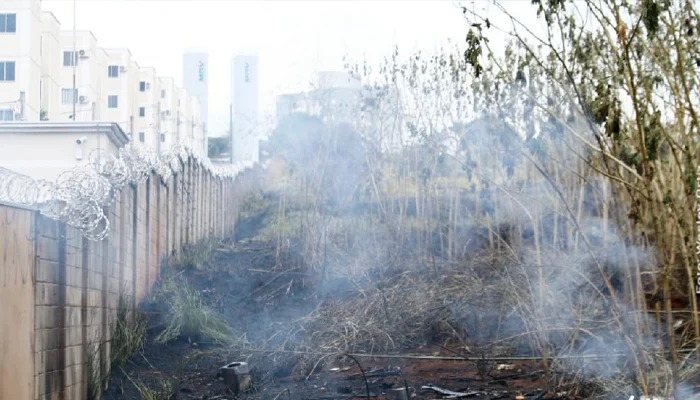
235, 46, 700, 398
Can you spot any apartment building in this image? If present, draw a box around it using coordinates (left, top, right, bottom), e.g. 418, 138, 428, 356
0, 0, 42, 121
58, 30, 106, 121
0, 0, 207, 165
133, 67, 160, 150
100, 49, 138, 135
158, 76, 177, 150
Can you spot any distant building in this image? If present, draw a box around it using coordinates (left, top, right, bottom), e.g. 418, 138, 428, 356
275, 71, 362, 125
231, 54, 259, 163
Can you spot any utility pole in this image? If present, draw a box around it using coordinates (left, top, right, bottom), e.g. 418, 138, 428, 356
71, 0, 76, 121
157, 101, 162, 153
229, 103, 233, 163
176, 110, 180, 141
19, 91, 25, 120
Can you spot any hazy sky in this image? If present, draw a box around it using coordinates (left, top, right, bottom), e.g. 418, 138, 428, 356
41, 0, 535, 136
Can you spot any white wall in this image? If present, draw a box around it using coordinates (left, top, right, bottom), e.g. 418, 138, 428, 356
0, 130, 121, 182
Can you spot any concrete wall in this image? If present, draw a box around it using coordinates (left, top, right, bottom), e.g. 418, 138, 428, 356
0, 159, 265, 400
0, 204, 36, 400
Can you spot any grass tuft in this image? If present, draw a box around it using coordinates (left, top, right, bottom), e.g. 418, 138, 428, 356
111, 294, 147, 368
155, 278, 236, 345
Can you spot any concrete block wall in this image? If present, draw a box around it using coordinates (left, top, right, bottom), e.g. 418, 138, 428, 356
0, 158, 265, 400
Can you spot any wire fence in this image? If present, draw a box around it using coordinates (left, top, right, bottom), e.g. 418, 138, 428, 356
0, 138, 257, 241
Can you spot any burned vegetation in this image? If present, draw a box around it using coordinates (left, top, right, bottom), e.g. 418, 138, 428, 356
100, 111, 699, 400
100, 1, 700, 398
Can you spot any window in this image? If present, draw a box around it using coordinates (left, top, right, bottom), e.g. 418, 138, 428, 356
0, 109, 14, 121
139, 81, 146, 92
61, 88, 78, 104
139, 107, 145, 117
63, 51, 78, 66
160, 133, 165, 143
107, 95, 118, 108
0, 61, 15, 81
138, 132, 145, 142
108, 65, 119, 78
161, 89, 165, 98
0, 14, 16, 33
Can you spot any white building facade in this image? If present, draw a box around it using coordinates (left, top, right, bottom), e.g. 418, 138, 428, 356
0, 0, 42, 121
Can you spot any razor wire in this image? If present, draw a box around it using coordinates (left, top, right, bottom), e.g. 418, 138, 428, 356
0, 138, 258, 241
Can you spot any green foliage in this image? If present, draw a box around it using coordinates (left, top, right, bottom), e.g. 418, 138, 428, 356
155, 278, 235, 345
644, 111, 663, 163
464, 29, 484, 78
642, 0, 661, 38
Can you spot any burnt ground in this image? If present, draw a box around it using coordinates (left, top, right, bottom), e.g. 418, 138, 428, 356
103, 240, 555, 400
100, 196, 652, 400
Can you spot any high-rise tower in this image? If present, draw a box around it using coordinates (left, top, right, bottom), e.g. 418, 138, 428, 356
231, 54, 259, 163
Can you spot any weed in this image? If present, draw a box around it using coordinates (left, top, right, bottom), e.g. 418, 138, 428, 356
155, 278, 236, 345
111, 294, 147, 368
179, 237, 219, 270
239, 190, 267, 219
85, 342, 108, 400
122, 368, 174, 400
133, 380, 174, 400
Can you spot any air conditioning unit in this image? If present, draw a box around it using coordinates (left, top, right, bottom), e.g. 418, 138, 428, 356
119, 66, 127, 73
79, 95, 88, 103
78, 49, 88, 58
